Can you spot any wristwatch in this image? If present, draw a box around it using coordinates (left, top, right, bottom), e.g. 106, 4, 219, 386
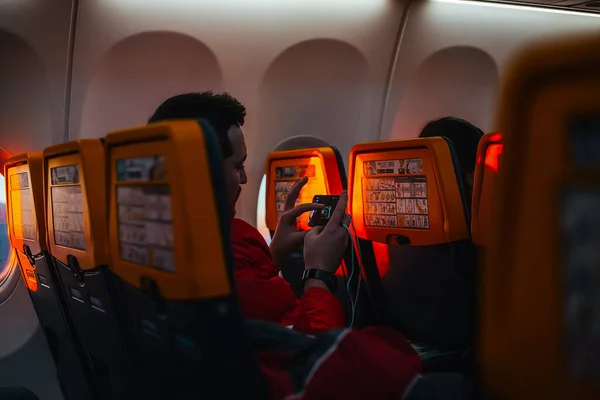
302, 269, 337, 292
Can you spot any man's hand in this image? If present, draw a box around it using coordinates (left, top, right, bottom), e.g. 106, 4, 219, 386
270, 176, 324, 270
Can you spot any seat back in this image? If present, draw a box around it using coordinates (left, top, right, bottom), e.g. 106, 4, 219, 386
265, 147, 346, 233
5, 153, 95, 400
264, 147, 375, 326
105, 120, 264, 399
43, 140, 127, 397
481, 33, 600, 399
471, 132, 503, 248
265, 147, 364, 319
348, 138, 475, 360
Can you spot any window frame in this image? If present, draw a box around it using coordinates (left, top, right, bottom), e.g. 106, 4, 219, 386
256, 174, 271, 244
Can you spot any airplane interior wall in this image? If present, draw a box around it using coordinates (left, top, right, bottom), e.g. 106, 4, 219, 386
0, 0, 599, 398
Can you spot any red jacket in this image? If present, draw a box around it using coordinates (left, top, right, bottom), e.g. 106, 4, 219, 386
231, 218, 345, 334
231, 218, 422, 399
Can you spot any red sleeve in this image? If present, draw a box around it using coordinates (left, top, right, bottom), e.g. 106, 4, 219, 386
231, 218, 345, 334
298, 327, 421, 399
258, 326, 422, 400
284, 288, 345, 334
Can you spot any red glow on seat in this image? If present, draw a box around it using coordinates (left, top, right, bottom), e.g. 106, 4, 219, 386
485, 143, 503, 173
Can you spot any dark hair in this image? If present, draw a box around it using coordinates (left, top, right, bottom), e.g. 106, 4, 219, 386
148, 91, 246, 158
419, 117, 483, 177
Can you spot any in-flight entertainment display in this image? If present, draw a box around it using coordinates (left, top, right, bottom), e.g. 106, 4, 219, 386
116, 156, 175, 273
362, 159, 430, 229
50, 165, 86, 250
116, 155, 167, 181
274, 164, 316, 221
10, 171, 35, 240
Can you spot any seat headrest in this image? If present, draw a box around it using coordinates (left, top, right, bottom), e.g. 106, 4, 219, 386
4, 152, 46, 292
265, 147, 345, 232
348, 137, 469, 246
105, 119, 232, 301
482, 32, 600, 398
42, 139, 107, 269
471, 132, 502, 248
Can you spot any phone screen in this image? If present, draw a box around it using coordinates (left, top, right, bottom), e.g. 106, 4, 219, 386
308, 195, 340, 227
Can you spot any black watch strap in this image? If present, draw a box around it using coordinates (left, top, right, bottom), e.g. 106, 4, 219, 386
302, 269, 337, 292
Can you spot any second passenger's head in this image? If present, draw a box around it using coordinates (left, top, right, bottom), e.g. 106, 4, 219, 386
149, 92, 248, 217
419, 117, 483, 197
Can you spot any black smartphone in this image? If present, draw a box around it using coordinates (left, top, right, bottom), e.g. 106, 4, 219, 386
308, 195, 340, 227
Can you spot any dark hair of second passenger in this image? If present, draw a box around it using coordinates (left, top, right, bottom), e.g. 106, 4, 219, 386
148, 91, 246, 158
419, 117, 483, 177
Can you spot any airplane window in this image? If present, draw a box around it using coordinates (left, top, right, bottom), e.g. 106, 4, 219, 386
0, 173, 11, 280
257, 174, 271, 245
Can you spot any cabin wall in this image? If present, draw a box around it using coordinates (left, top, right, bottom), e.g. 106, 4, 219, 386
0, 0, 73, 154
0, 1, 74, 398
384, 0, 600, 141
67, 0, 406, 224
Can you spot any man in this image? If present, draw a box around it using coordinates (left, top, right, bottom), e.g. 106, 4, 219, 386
149, 92, 422, 399
149, 92, 347, 333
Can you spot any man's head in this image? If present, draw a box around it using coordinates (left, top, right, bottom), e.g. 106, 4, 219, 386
419, 117, 483, 193
149, 92, 247, 217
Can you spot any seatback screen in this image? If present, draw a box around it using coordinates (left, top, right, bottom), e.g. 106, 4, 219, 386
267, 149, 343, 233
50, 165, 85, 250
274, 165, 315, 221
115, 156, 175, 273
10, 171, 35, 240
362, 159, 430, 229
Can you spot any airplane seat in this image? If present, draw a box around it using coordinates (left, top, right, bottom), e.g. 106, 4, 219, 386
42, 140, 129, 398
265, 147, 361, 325
105, 120, 265, 399
480, 32, 600, 399
4, 153, 96, 399
0, 387, 39, 400
348, 138, 475, 373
